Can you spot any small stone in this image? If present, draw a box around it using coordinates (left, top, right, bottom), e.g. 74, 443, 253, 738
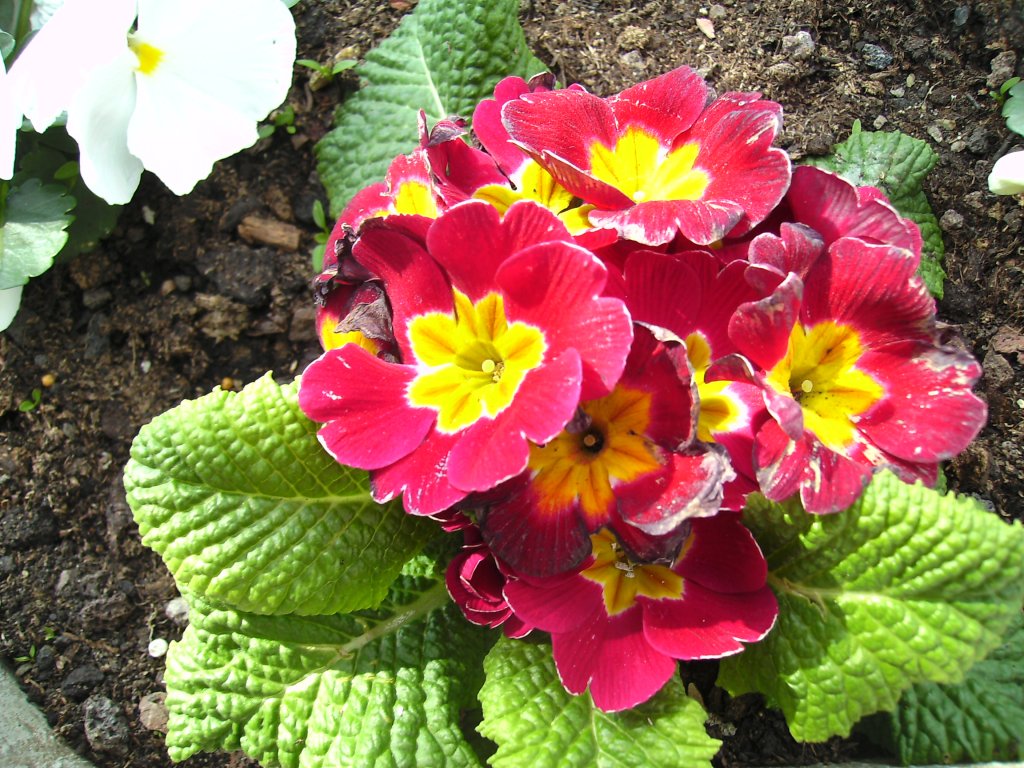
0, 555, 15, 574
34, 646, 56, 680
173, 275, 192, 292
781, 30, 814, 61
40, 373, 56, 388
983, 349, 1015, 389
83, 695, 130, 756
62, 665, 104, 701
82, 287, 113, 310
964, 191, 986, 211
860, 43, 893, 70
148, 638, 169, 658
139, 692, 169, 733
708, 3, 727, 19
873, 115, 888, 129
987, 50, 1017, 90
159, 278, 177, 296
616, 25, 649, 50
0, 502, 58, 548
940, 210, 965, 230
197, 247, 277, 307
953, 4, 970, 26
289, 305, 318, 343
950, 139, 967, 153
165, 596, 190, 625
696, 17, 716, 39
926, 124, 944, 143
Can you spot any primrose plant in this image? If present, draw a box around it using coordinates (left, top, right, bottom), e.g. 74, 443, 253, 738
124, 57, 1024, 766
0, 0, 296, 330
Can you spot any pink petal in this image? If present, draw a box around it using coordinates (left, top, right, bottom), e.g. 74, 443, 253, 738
578, 611, 678, 712
745, 222, 825, 284
446, 350, 583, 491
642, 580, 778, 660
590, 198, 745, 247
728, 272, 803, 372
425, 136, 508, 207
499, 242, 632, 398
787, 165, 922, 254
502, 88, 620, 173
609, 65, 709, 139
299, 347, 434, 470
754, 421, 873, 514
623, 250, 704, 338
503, 569, 603, 634
481, 488, 593, 578
352, 224, 452, 361
370, 429, 467, 516
857, 342, 985, 463
802, 238, 935, 348
677, 514, 767, 594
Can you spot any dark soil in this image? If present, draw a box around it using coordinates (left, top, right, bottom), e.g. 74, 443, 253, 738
2, 1, 1022, 766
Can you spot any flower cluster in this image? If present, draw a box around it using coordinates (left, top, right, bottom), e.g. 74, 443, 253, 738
299, 67, 986, 711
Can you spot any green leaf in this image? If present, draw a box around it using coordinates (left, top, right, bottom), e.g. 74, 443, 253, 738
1003, 81, 1024, 137
165, 580, 496, 767
718, 472, 1024, 742
478, 638, 721, 768
0, 178, 75, 290
805, 121, 946, 297
124, 373, 435, 616
315, 0, 546, 215
0, 29, 13, 58
869, 611, 1024, 764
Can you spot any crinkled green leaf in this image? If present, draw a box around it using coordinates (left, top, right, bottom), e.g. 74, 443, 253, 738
0, 178, 74, 290
478, 638, 720, 768
1003, 81, 1024, 137
869, 611, 1024, 764
718, 472, 1024, 743
316, 0, 545, 214
124, 373, 434, 616
165, 579, 495, 767
805, 121, 946, 297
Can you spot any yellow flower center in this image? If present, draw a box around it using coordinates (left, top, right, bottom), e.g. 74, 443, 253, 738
406, 291, 546, 433
128, 37, 164, 75
684, 332, 746, 443
473, 160, 593, 233
528, 385, 662, 527
767, 321, 885, 451
588, 127, 710, 203
583, 529, 684, 616
392, 180, 438, 217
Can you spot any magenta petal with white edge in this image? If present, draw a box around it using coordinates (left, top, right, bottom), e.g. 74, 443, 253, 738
610, 66, 708, 138
642, 580, 778, 660
370, 429, 465, 516
498, 242, 632, 398
446, 349, 582, 492
802, 238, 935, 348
786, 165, 922, 254
590, 198, 745, 247
351, 224, 452, 360
503, 570, 602, 635
676, 515, 767, 594
574, 611, 678, 712
728, 272, 803, 372
857, 342, 985, 463
299, 346, 434, 470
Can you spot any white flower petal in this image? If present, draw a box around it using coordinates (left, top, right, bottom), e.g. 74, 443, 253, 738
0, 285, 24, 332
7, 0, 136, 131
0, 57, 17, 180
126, 0, 295, 195
30, 0, 69, 30
988, 150, 1024, 196
66, 51, 144, 204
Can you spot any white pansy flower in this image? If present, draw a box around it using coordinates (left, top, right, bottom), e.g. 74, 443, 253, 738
1, 55, 17, 180
9, 0, 296, 203
988, 150, 1024, 196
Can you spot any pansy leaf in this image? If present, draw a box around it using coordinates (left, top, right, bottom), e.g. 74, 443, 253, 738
478, 637, 721, 768
1003, 81, 1024, 137
806, 121, 946, 297
718, 472, 1024, 743
862, 611, 1024, 764
124, 373, 435, 616
0, 177, 74, 290
164, 580, 496, 767
316, 0, 546, 214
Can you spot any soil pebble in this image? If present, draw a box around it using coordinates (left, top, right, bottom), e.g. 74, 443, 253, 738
83, 695, 130, 756
62, 665, 105, 702
781, 30, 815, 61
859, 43, 893, 69
139, 692, 169, 733
0, 503, 58, 548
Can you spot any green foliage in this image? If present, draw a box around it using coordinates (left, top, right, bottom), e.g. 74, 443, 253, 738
315, 0, 546, 215
865, 611, 1024, 764
1001, 79, 1024, 137
0, 177, 74, 295
718, 472, 1024, 743
17, 387, 41, 412
806, 121, 946, 297
124, 374, 436, 617
165, 581, 496, 767
478, 638, 721, 768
